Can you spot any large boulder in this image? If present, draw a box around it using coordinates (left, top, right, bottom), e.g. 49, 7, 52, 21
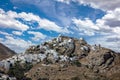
80, 48, 117, 73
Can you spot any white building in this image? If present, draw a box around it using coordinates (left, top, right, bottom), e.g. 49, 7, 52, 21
59, 55, 69, 62
81, 46, 89, 51
56, 34, 62, 43
38, 54, 46, 61
80, 37, 84, 40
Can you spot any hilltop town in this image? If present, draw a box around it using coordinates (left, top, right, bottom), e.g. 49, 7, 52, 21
0, 35, 120, 80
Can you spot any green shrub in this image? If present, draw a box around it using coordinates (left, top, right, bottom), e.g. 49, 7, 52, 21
8, 61, 24, 80
72, 60, 81, 67
8, 61, 33, 80
24, 62, 33, 72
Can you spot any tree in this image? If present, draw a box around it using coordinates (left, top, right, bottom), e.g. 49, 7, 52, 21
8, 61, 24, 80
72, 60, 81, 67
8, 61, 33, 80
23, 62, 33, 72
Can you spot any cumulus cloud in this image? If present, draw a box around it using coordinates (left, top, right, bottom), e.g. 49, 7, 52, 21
0, 9, 29, 31
71, 7, 120, 52
89, 35, 120, 52
12, 31, 23, 36
77, 0, 120, 11
0, 8, 70, 33
56, 0, 120, 11
96, 8, 120, 35
18, 12, 70, 33
0, 38, 4, 41
56, 0, 71, 4
72, 18, 99, 30
72, 18, 99, 36
106, 37, 120, 42
28, 31, 47, 41
2, 36, 33, 53
11, 0, 80, 27
0, 31, 12, 36
72, 8, 120, 36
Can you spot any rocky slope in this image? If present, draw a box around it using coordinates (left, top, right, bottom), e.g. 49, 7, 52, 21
0, 43, 16, 61
25, 35, 120, 80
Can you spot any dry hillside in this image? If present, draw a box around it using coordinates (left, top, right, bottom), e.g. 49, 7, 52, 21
25, 36, 120, 80
0, 43, 16, 61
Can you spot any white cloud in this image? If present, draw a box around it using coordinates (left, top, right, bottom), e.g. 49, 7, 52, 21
56, 0, 71, 4
18, 12, 40, 21
0, 31, 12, 36
72, 18, 99, 36
72, 18, 99, 30
0, 8, 70, 33
96, 8, 120, 35
56, 0, 120, 11
2, 36, 33, 53
17, 12, 70, 33
89, 35, 120, 52
11, 0, 78, 29
12, 31, 23, 36
0, 8, 71, 53
72, 8, 120, 51
28, 31, 47, 41
0, 9, 29, 31
38, 18, 70, 33
0, 38, 4, 42
77, 0, 120, 11
72, 8, 120, 36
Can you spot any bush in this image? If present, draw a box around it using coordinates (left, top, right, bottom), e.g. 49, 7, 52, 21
72, 60, 81, 67
8, 61, 24, 80
24, 62, 33, 72
8, 61, 33, 80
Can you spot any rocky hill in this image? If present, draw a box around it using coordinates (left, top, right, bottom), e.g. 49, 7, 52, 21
0, 35, 119, 80
24, 35, 120, 80
0, 43, 16, 61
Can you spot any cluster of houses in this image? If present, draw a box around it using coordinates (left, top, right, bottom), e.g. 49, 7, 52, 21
0, 35, 100, 73
0, 73, 16, 80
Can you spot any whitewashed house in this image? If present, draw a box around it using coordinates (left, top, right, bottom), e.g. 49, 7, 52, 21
48, 50, 59, 61
80, 46, 89, 51
59, 39, 68, 47
38, 54, 46, 61
4, 61, 11, 71
24, 54, 32, 63
80, 37, 84, 41
67, 39, 74, 48
59, 55, 69, 62
56, 34, 62, 43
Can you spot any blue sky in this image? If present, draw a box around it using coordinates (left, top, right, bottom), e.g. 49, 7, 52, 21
0, 0, 120, 53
